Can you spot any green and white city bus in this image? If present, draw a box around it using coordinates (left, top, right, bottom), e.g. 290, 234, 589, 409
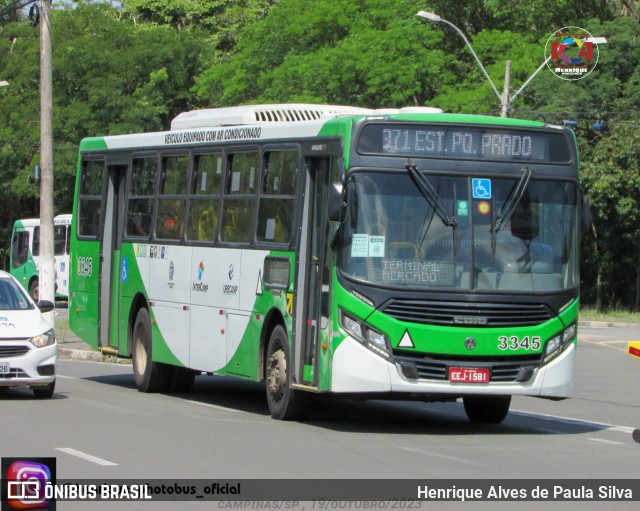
10, 214, 72, 301
69, 104, 585, 422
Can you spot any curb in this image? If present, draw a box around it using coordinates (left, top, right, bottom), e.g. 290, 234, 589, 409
58, 348, 131, 365
579, 320, 640, 328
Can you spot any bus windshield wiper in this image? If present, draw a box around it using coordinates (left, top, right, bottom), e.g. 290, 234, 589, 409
493, 167, 532, 233
491, 167, 532, 257
405, 161, 457, 228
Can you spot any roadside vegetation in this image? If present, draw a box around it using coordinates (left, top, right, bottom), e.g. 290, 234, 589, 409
1, 0, 640, 311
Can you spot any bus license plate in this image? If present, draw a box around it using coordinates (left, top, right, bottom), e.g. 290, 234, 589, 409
0, 362, 10, 375
449, 367, 490, 383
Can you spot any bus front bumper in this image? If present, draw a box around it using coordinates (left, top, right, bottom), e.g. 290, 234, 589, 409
330, 336, 574, 398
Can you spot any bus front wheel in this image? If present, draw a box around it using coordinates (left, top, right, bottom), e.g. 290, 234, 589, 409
29, 279, 39, 302
463, 395, 511, 424
132, 308, 170, 393
265, 325, 308, 420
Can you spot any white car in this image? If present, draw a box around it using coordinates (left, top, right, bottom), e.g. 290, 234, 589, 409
0, 270, 56, 398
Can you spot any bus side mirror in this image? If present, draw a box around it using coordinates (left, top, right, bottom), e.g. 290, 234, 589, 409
581, 194, 591, 233
328, 182, 345, 222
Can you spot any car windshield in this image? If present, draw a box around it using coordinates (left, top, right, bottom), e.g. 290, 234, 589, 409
0, 277, 33, 310
337, 170, 579, 292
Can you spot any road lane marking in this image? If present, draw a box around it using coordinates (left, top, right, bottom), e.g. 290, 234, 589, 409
57, 375, 78, 380
588, 438, 625, 446
182, 399, 240, 413
511, 410, 636, 435
56, 447, 118, 466
398, 447, 486, 466
580, 339, 630, 354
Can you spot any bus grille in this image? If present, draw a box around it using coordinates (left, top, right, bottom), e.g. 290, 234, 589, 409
394, 353, 542, 382
0, 346, 30, 358
381, 299, 552, 327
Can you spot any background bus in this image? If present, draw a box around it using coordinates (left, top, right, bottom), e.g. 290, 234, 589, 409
70, 104, 585, 423
10, 214, 72, 301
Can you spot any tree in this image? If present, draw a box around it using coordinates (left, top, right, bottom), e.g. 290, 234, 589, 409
122, 0, 278, 54
196, 0, 451, 108
0, 1, 209, 268
582, 125, 640, 310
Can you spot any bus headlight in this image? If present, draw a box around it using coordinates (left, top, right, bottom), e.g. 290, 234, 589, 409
29, 328, 56, 348
543, 323, 576, 364
339, 309, 390, 359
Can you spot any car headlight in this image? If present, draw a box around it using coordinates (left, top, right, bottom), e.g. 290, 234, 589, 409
339, 309, 390, 358
29, 328, 55, 348
544, 323, 576, 364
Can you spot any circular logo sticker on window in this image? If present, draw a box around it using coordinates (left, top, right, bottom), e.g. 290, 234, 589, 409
545, 26, 600, 81
478, 201, 491, 215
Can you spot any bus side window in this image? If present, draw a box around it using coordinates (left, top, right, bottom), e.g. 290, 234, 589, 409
78, 159, 106, 239
257, 150, 297, 244
32, 226, 40, 256
54, 225, 66, 255
128, 203, 152, 237
187, 153, 223, 242
221, 151, 259, 244
11, 231, 29, 268
126, 157, 157, 238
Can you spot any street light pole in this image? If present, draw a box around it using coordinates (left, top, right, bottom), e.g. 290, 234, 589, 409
501, 60, 511, 118
416, 12, 607, 118
415, 11, 503, 108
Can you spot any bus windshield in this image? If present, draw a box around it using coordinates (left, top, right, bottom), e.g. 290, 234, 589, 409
337, 170, 579, 292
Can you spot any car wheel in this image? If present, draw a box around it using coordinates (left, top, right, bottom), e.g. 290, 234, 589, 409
33, 379, 55, 399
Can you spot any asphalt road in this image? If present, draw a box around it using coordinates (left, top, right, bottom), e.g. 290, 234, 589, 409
1, 325, 638, 509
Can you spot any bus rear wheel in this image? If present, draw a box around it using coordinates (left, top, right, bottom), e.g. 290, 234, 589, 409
168, 367, 197, 393
265, 325, 308, 420
132, 307, 170, 393
463, 395, 511, 424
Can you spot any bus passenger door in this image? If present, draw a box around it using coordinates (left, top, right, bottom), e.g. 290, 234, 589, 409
294, 155, 334, 387
99, 165, 127, 350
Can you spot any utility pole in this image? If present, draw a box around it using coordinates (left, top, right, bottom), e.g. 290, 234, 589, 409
501, 60, 511, 118
39, 0, 55, 324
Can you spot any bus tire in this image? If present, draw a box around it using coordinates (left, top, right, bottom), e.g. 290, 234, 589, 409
463, 395, 511, 424
29, 279, 39, 302
168, 367, 197, 393
132, 308, 170, 393
265, 325, 308, 420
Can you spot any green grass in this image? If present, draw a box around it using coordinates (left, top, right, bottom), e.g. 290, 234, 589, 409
580, 306, 640, 323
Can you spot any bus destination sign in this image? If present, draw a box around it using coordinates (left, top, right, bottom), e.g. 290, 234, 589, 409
358, 124, 571, 163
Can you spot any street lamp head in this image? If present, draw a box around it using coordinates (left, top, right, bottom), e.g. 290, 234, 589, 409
415, 11, 441, 23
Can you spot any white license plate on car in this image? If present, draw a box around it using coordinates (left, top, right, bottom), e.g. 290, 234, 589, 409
0, 362, 10, 375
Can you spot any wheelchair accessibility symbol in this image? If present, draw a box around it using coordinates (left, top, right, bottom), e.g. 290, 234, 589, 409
472, 178, 492, 199
121, 258, 128, 283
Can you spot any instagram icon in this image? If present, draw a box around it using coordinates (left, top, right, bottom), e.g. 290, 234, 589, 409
2, 458, 55, 510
